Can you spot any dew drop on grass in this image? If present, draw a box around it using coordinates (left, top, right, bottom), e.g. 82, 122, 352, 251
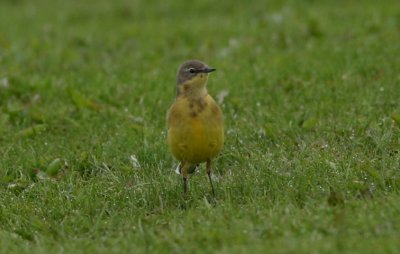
217, 90, 229, 104
327, 161, 337, 171
271, 13, 283, 24
129, 155, 141, 169
0, 77, 8, 88
32, 94, 41, 103
218, 48, 230, 58
228, 37, 240, 48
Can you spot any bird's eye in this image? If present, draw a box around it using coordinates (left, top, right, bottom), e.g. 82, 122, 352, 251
188, 68, 195, 73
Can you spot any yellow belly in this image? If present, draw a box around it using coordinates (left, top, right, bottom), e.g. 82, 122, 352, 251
167, 95, 224, 164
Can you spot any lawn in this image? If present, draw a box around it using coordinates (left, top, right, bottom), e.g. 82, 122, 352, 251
1, 0, 400, 253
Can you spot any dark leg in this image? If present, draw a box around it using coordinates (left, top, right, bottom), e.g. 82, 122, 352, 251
206, 159, 215, 197
183, 177, 188, 195
180, 162, 189, 196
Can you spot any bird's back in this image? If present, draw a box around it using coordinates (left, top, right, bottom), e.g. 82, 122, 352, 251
167, 94, 224, 164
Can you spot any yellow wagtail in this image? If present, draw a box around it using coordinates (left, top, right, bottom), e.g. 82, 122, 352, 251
167, 60, 224, 196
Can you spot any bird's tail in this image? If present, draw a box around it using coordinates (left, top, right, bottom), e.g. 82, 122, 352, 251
175, 163, 199, 174
188, 164, 198, 174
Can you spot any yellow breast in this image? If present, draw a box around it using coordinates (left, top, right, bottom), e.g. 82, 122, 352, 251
167, 95, 224, 164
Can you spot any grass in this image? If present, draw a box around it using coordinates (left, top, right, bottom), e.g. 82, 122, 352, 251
1, 0, 400, 253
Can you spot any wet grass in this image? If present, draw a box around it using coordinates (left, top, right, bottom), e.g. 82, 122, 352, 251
1, 0, 400, 253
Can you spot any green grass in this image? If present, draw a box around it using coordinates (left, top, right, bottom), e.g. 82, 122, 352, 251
1, 0, 400, 253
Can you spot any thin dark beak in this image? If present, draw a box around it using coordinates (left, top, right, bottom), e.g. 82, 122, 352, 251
201, 67, 216, 73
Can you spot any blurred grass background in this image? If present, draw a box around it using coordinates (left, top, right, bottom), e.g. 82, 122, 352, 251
1, 0, 400, 253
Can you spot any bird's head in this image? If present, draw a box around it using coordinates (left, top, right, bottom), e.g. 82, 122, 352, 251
176, 60, 216, 97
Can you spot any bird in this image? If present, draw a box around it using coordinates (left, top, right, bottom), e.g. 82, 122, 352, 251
167, 60, 224, 196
